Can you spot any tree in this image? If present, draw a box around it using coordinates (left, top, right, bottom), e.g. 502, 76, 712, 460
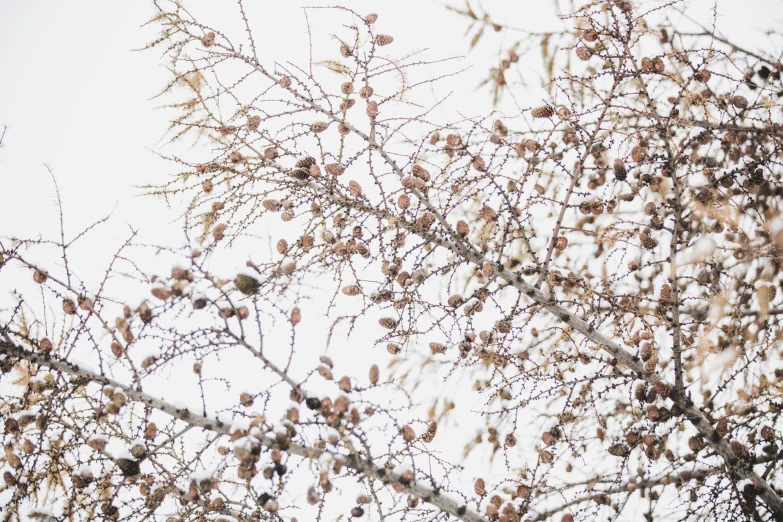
2, 0, 783, 520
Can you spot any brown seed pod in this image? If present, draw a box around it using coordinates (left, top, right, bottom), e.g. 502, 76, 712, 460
263, 147, 278, 160
201, 179, 214, 194
276, 239, 288, 255
643, 355, 658, 375
575, 46, 592, 61
386, 343, 401, 355
200, 32, 215, 47
731, 95, 749, 109
412, 164, 430, 182
554, 236, 568, 251
369, 364, 379, 385
340, 42, 352, 58
39, 338, 53, 352
401, 425, 415, 442
613, 159, 627, 181
397, 194, 410, 209
341, 82, 354, 95
374, 35, 393, 46
640, 342, 653, 361
324, 163, 344, 176
366, 101, 379, 118
481, 205, 498, 221
310, 121, 329, 133
417, 212, 436, 229
472, 156, 486, 171
429, 342, 446, 354
359, 86, 374, 99
635, 382, 646, 401
62, 299, 77, 315
641, 57, 654, 73
342, 285, 361, 296
33, 269, 48, 284
365, 13, 378, 24
309, 164, 322, 178
456, 220, 469, 237
229, 151, 243, 163
631, 145, 647, 162
116, 458, 140, 477
262, 199, 282, 212
422, 421, 437, 442
246, 115, 261, 130
694, 69, 711, 83
653, 56, 665, 73
401, 176, 426, 191
349, 180, 363, 198
290, 307, 301, 325
474, 477, 486, 496
531, 105, 555, 119
378, 317, 397, 329
279, 76, 292, 88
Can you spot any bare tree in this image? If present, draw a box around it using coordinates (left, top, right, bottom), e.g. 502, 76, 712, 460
3, 1, 783, 521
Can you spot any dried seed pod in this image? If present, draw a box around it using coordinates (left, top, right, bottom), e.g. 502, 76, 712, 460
264, 147, 278, 160
369, 364, 379, 385
608, 443, 630, 457
62, 299, 77, 315
279, 76, 292, 88
366, 101, 379, 118
446, 134, 462, 147
472, 155, 486, 171
575, 46, 592, 61
365, 13, 378, 24
653, 56, 665, 73
613, 159, 627, 181
33, 269, 48, 284
635, 383, 646, 401
474, 478, 486, 496
631, 145, 647, 162
641, 57, 654, 73
116, 458, 140, 477
262, 199, 282, 212
342, 284, 362, 296
378, 317, 397, 329
554, 236, 568, 251
694, 69, 711, 83
412, 164, 430, 181
422, 421, 437, 442
340, 42, 352, 57
290, 307, 301, 325
456, 220, 469, 237
429, 342, 446, 354
341, 82, 354, 95
229, 150, 243, 163
401, 176, 426, 191
235, 274, 261, 295
401, 425, 415, 441
531, 105, 555, 119
397, 194, 410, 209
481, 205, 497, 221
643, 354, 658, 375
386, 343, 401, 355
417, 212, 436, 229
374, 35, 393, 46
201, 32, 215, 47
732, 95, 749, 109
311, 121, 329, 133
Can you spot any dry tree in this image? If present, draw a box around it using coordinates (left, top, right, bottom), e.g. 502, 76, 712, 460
2, 1, 783, 521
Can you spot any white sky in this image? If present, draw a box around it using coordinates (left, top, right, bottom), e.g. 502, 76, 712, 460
1, 0, 783, 519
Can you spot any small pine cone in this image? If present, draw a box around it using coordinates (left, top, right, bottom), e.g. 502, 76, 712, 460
247, 115, 261, 130
386, 343, 401, 354
348, 180, 363, 197
412, 164, 430, 181
446, 134, 462, 147
358, 86, 374, 100
375, 34, 394, 46
448, 295, 464, 307
554, 236, 568, 251
340, 99, 355, 112
472, 156, 486, 171
688, 436, 704, 452
635, 382, 646, 401
496, 320, 511, 334
653, 380, 670, 399
770, 285, 777, 301
338, 376, 352, 392
309, 164, 321, 178
731, 440, 749, 458
631, 145, 647, 162
365, 13, 378, 24
531, 105, 554, 119
290, 307, 301, 325
264, 147, 278, 160
659, 284, 672, 303
341, 82, 354, 94
369, 364, 379, 385
643, 355, 658, 375
456, 220, 469, 237
397, 194, 410, 209
401, 425, 415, 442
556, 106, 572, 120
641, 57, 654, 73
338, 123, 350, 135
695, 69, 711, 83
279, 75, 292, 88
151, 287, 172, 300
401, 176, 426, 191
422, 421, 437, 442
366, 101, 379, 118
33, 270, 48, 284
212, 223, 227, 240
311, 121, 329, 133
340, 42, 352, 57
575, 46, 592, 61
613, 159, 627, 181
212, 201, 225, 212
429, 342, 446, 354
281, 210, 294, 222
732, 96, 749, 109
716, 417, 729, 438
640, 342, 653, 361
474, 478, 486, 496
62, 299, 77, 315
653, 57, 665, 73
202, 179, 214, 193
39, 338, 53, 352
111, 342, 123, 357
262, 199, 282, 212
505, 433, 517, 447
608, 443, 630, 457
378, 317, 397, 330
482, 262, 494, 278
646, 386, 658, 403
229, 151, 243, 163
116, 458, 140, 477
201, 32, 215, 47
276, 239, 288, 255
481, 205, 497, 221
325, 163, 344, 176
342, 285, 361, 296
417, 212, 436, 229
